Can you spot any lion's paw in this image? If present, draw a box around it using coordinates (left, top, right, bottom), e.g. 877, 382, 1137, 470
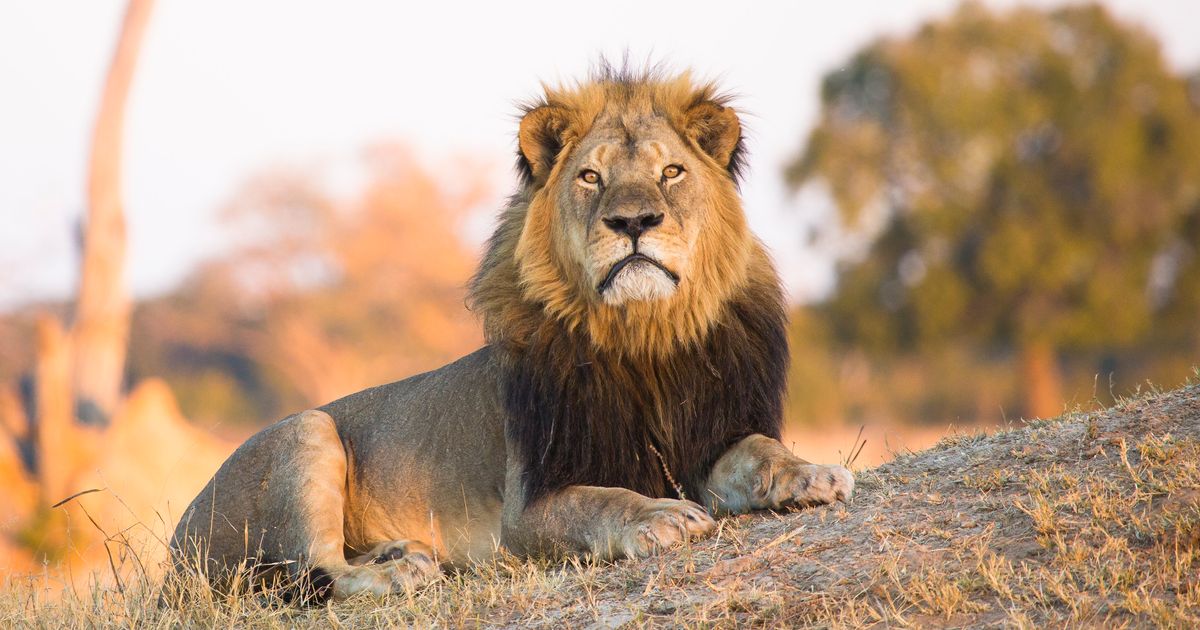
332, 541, 439, 599
615, 498, 715, 559
766, 463, 855, 509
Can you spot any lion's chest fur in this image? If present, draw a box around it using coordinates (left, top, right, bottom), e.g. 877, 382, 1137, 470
503, 291, 788, 504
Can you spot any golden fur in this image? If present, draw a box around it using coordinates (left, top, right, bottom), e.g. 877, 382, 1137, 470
471, 72, 754, 356
171, 66, 854, 602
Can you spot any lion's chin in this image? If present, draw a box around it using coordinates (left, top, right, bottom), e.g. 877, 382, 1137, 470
598, 260, 679, 306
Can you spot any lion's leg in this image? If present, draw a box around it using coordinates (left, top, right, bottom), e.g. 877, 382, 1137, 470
264, 411, 439, 600
346, 539, 436, 566
702, 434, 855, 515
501, 484, 715, 561
329, 540, 439, 599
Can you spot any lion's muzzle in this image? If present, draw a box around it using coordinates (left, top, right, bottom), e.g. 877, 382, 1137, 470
596, 253, 679, 295
601, 211, 664, 242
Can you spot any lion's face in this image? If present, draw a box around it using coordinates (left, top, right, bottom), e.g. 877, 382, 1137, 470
557, 115, 706, 306
476, 72, 760, 354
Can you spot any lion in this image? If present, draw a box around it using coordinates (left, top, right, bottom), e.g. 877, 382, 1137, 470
170, 65, 855, 601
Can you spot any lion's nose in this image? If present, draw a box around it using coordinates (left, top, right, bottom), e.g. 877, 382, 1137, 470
602, 211, 664, 241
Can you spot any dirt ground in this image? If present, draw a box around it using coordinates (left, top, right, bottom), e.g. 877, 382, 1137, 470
4, 383, 1198, 628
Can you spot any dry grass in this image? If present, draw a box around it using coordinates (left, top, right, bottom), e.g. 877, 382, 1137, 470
4, 381, 1199, 628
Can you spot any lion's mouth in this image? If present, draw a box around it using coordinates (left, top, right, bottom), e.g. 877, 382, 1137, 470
596, 253, 680, 294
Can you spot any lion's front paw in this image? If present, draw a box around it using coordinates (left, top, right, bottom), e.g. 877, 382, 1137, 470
613, 498, 715, 559
766, 463, 855, 509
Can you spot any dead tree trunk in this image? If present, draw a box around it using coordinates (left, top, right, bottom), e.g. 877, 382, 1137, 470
1020, 339, 1064, 420
71, 0, 155, 425
33, 317, 75, 504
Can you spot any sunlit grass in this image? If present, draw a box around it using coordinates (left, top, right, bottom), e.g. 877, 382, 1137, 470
2, 382, 1197, 628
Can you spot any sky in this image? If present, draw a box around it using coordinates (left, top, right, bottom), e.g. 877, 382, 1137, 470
2, 0, 1198, 308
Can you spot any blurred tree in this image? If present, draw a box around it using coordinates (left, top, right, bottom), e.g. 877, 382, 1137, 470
788, 2, 1200, 418
127, 145, 488, 421
71, 0, 154, 427
223, 146, 486, 407
8, 0, 157, 514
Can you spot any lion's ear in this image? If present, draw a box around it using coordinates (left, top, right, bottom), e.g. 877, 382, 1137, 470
683, 100, 744, 178
518, 105, 569, 186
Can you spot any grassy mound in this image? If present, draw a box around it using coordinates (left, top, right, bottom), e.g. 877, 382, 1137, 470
4, 383, 1198, 628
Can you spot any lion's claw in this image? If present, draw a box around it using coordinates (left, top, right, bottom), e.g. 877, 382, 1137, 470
331, 545, 439, 599
768, 463, 855, 508
617, 498, 715, 558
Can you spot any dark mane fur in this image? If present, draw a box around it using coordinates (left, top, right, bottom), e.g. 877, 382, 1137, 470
502, 278, 788, 503
481, 64, 777, 504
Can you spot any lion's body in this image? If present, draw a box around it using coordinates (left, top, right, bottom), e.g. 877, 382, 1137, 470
177, 349, 506, 576
171, 66, 854, 601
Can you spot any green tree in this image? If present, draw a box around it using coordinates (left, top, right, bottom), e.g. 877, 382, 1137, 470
788, 2, 1200, 418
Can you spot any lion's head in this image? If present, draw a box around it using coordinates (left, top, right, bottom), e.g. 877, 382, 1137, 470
470, 66, 788, 503
472, 66, 770, 356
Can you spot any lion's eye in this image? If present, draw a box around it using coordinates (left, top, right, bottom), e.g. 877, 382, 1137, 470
579, 169, 601, 185
662, 165, 683, 179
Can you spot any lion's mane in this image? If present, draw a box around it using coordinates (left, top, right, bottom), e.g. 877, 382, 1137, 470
469, 65, 788, 504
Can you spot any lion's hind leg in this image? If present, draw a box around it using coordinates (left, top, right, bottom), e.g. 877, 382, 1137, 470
347, 539, 436, 566
260, 411, 439, 601
330, 540, 440, 599
247, 409, 355, 602
171, 409, 353, 602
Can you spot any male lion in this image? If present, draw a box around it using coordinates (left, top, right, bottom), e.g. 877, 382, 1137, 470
171, 66, 855, 601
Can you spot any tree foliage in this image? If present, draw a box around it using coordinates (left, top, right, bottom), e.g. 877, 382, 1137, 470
791, 2, 1200, 351
128, 145, 487, 423
788, 3, 1200, 415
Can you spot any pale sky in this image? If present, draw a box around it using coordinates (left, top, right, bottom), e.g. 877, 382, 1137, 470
2, 0, 1197, 308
